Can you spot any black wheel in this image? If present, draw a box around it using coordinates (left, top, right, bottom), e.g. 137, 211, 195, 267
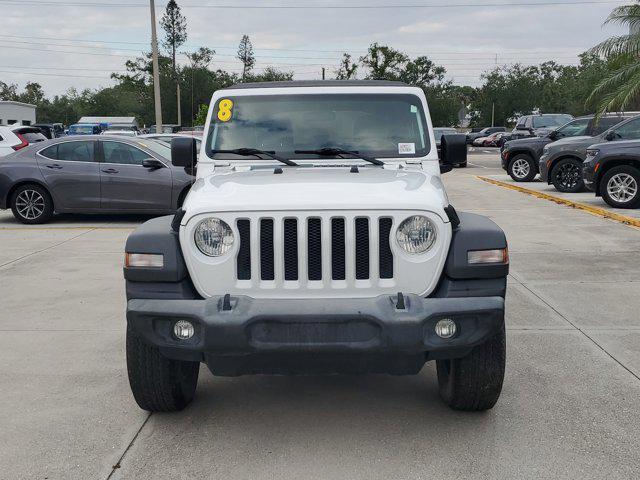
436, 326, 506, 411
456, 162, 468, 168
10, 184, 54, 224
126, 322, 199, 412
507, 154, 536, 182
551, 158, 584, 193
600, 165, 640, 209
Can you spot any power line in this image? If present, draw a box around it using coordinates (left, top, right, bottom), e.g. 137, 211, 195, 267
0, 0, 627, 8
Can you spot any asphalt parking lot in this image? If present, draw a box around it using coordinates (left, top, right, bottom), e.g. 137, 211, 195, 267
2, 151, 639, 480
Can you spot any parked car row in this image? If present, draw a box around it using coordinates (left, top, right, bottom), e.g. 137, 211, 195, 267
0, 125, 47, 157
501, 113, 640, 208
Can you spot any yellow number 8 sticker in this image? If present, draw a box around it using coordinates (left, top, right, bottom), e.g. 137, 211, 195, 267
217, 99, 233, 122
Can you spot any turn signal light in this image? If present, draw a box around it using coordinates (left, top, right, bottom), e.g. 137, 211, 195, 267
125, 253, 164, 268
468, 248, 508, 265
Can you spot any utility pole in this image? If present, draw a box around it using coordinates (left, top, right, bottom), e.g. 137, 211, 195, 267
150, 0, 163, 132
491, 52, 498, 127
322, 67, 325, 80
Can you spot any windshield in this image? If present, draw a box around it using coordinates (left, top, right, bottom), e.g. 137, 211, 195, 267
433, 128, 456, 141
134, 139, 171, 160
206, 93, 430, 160
69, 125, 96, 134
533, 115, 572, 128
556, 118, 590, 137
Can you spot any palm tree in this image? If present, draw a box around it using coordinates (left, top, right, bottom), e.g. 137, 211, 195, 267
588, 2, 640, 114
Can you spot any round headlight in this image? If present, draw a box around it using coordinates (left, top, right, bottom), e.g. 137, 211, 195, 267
194, 218, 234, 256
396, 215, 437, 254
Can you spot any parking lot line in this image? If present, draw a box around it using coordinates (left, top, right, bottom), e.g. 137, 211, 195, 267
477, 176, 640, 229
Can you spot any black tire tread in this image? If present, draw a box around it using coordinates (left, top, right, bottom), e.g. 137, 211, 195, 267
126, 323, 199, 412
437, 326, 506, 411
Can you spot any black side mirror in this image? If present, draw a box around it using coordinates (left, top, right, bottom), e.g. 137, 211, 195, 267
142, 158, 164, 170
440, 134, 467, 174
171, 137, 198, 167
605, 131, 616, 141
548, 131, 558, 140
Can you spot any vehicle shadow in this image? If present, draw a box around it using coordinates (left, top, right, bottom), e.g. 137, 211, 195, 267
0, 212, 159, 226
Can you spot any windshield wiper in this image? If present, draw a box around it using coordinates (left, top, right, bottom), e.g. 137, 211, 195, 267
294, 147, 384, 166
211, 148, 298, 166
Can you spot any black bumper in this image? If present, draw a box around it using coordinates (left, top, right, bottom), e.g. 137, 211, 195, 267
127, 294, 504, 374
583, 160, 597, 192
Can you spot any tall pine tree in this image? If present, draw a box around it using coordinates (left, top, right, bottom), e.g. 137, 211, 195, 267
161, 0, 187, 125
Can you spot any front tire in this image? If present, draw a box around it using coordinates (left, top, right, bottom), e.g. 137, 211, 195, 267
436, 326, 506, 411
126, 323, 200, 412
551, 158, 584, 193
508, 154, 536, 182
600, 165, 640, 209
10, 184, 54, 224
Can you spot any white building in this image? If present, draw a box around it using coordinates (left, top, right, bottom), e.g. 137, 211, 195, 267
0, 101, 37, 126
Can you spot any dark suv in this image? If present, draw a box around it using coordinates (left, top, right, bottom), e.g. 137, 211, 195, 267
583, 139, 640, 208
540, 114, 640, 193
501, 114, 629, 182
509, 113, 573, 140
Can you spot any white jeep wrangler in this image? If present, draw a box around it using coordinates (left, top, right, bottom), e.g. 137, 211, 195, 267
124, 80, 508, 412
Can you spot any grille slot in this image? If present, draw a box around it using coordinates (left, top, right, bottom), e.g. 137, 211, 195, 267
236, 219, 251, 280
307, 218, 322, 281
331, 218, 346, 280
379, 217, 394, 279
355, 218, 370, 279
260, 219, 274, 280
236, 214, 396, 286
283, 218, 298, 281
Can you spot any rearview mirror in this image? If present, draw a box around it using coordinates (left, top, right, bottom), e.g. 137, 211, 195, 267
440, 134, 467, 174
171, 137, 198, 167
142, 158, 164, 170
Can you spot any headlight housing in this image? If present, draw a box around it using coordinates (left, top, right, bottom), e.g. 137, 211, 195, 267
194, 218, 234, 256
396, 215, 437, 254
586, 148, 599, 159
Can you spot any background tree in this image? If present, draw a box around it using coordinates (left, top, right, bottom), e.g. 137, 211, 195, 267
237, 35, 256, 81
161, 0, 188, 126
588, 3, 640, 115
335, 53, 358, 80
184, 47, 216, 125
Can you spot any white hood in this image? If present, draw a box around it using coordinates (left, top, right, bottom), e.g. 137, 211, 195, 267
182, 166, 450, 221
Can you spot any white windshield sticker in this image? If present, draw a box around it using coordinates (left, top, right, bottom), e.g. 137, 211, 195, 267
398, 143, 416, 155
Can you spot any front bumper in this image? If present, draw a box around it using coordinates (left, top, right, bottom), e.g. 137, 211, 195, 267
583, 159, 597, 192
539, 154, 551, 182
500, 149, 509, 170
128, 294, 505, 371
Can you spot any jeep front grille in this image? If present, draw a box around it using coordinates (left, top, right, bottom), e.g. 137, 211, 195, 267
235, 215, 394, 285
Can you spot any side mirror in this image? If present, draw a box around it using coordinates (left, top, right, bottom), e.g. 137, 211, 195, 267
548, 131, 558, 140
171, 137, 198, 167
515, 124, 528, 131
440, 134, 467, 174
142, 158, 164, 170
605, 131, 616, 141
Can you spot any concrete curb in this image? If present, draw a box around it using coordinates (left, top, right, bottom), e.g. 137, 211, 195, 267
476, 175, 640, 230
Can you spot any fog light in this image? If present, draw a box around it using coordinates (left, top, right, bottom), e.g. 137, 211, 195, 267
435, 319, 457, 339
173, 320, 194, 340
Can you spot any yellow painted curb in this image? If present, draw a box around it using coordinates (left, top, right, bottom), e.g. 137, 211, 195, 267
476, 176, 640, 230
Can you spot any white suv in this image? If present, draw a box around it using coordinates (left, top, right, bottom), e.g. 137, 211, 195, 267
0, 125, 47, 157
123, 81, 509, 413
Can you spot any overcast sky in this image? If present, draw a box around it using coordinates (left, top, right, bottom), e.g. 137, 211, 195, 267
0, 0, 630, 96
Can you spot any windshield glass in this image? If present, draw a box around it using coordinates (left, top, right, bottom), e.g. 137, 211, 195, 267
557, 118, 590, 137
134, 139, 171, 159
533, 115, 572, 128
433, 128, 456, 141
206, 94, 430, 159
69, 125, 96, 134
